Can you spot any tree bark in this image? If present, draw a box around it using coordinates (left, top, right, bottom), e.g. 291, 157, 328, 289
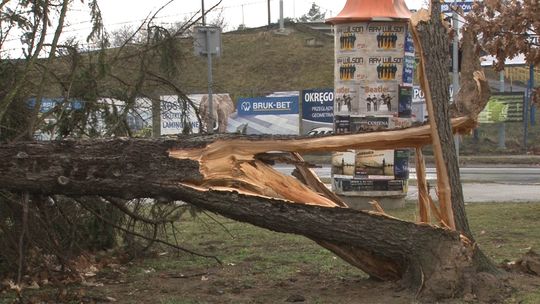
411, 6, 455, 230
0, 136, 495, 299
412, 1, 498, 274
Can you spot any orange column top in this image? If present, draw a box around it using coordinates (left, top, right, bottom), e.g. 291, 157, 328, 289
326, 0, 411, 24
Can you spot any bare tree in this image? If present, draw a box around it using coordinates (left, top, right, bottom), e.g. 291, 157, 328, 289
465, 0, 540, 108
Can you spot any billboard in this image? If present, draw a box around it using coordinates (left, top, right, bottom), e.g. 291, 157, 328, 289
161, 94, 234, 135
441, 1, 474, 14
29, 97, 155, 140
227, 94, 300, 135
237, 96, 298, 116
301, 89, 334, 135
161, 95, 200, 135
28, 98, 84, 113
478, 92, 525, 123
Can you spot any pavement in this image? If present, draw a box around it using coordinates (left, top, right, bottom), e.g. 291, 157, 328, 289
274, 155, 540, 203
410, 155, 540, 203
406, 183, 540, 203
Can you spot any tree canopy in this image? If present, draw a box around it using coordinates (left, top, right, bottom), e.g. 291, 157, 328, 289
298, 2, 326, 22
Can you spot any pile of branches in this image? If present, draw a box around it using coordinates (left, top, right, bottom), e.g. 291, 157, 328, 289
0, 194, 201, 290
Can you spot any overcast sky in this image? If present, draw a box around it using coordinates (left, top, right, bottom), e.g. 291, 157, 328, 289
67, 0, 428, 38
2, 0, 430, 56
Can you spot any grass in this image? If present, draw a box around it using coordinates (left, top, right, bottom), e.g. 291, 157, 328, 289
389, 203, 540, 263
164, 213, 367, 279
2, 202, 540, 303
123, 202, 540, 302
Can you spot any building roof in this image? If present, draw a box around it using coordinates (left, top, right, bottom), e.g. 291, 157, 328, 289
481, 54, 528, 67
326, 0, 411, 24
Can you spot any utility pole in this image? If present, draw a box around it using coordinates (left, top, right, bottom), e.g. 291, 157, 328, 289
201, 0, 206, 25
279, 0, 284, 31
524, 64, 533, 151
205, 30, 214, 134
242, 4, 245, 26
151, 93, 161, 138
530, 65, 536, 126
498, 70, 506, 149
267, 0, 271, 27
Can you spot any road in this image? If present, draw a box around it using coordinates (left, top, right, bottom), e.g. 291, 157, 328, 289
274, 165, 540, 184
273, 165, 540, 203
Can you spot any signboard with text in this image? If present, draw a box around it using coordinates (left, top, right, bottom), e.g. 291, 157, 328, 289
441, 1, 474, 14
238, 96, 299, 116
227, 93, 300, 135
301, 89, 334, 135
478, 92, 524, 123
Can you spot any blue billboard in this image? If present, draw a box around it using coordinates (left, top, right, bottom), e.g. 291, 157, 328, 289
441, 1, 473, 14
301, 89, 334, 123
28, 98, 84, 113
404, 30, 414, 54
238, 96, 299, 116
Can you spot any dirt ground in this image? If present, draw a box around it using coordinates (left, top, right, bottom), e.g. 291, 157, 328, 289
95, 261, 414, 304
10, 251, 539, 304
3, 203, 540, 303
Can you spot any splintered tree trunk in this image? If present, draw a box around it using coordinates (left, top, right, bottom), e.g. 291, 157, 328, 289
0, 131, 493, 300
412, 1, 498, 274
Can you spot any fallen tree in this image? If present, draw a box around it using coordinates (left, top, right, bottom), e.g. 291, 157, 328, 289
0, 132, 488, 300
0, 1, 504, 301
0, 114, 498, 301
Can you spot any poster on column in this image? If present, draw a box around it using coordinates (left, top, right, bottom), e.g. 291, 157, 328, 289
334, 22, 407, 117
334, 115, 351, 134
336, 55, 368, 83
350, 116, 389, 133
334, 85, 360, 115
354, 150, 395, 178
332, 21, 410, 195
336, 23, 407, 55
331, 151, 356, 176
362, 83, 398, 115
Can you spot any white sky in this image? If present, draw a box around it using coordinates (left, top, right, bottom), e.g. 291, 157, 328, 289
2, 0, 429, 57
68, 0, 427, 38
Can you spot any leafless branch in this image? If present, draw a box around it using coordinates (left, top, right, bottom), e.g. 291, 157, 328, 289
75, 198, 222, 264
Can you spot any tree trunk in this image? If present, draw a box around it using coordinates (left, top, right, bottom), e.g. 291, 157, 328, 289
0, 135, 497, 300
412, 1, 498, 273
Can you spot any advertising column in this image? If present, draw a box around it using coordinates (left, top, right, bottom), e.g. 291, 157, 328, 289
327, 1, 413, 199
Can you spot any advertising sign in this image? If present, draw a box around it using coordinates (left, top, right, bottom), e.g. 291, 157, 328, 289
404, 30, 415, 54
334, 115, 351, 134
30, 97, 154, 140
350, 116, 390, 133
161, 94, 234, 135
301, 88, 334, 135
334, 22, 407, 117
227, 93, 300, 135
478, 92, 525, 123
398, 86, 413, 117
355, 150, 395, 178
402, 54, 415, 87
394, 149, 410, 180
441, 1, 474, 14
28, 98, 84, 113
161, 95, 200, 135
238, 96, 299, 116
